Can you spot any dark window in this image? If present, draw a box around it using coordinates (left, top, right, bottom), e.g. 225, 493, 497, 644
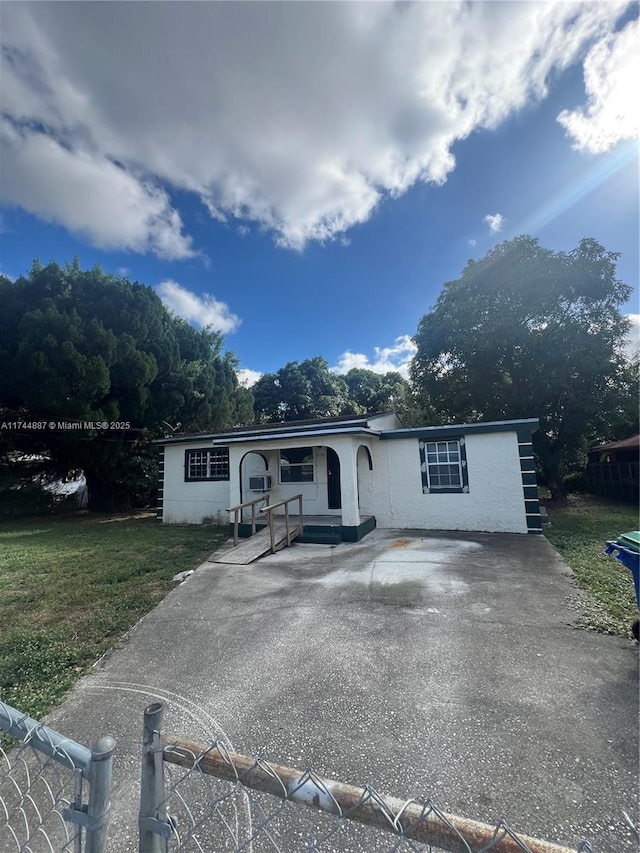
280, 448, 314, 483
185, 448, 230, 481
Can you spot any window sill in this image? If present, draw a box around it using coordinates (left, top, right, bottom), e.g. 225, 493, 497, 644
423, 486, 469, 494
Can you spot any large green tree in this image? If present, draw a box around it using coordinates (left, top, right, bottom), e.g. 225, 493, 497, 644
343, 369, 408, 413
252, 358, 429, 424
0, 260, 253, 509
252, 357, 356, 422
342, 368, 431, 425
411, 236, 635, 501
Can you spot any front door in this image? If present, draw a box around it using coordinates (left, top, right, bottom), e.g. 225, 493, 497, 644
327, 447, 342, 510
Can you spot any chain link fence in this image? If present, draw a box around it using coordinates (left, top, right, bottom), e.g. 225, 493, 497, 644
139, 703, 601, 853
2, 699, 637, 853
0, 700, 114, 853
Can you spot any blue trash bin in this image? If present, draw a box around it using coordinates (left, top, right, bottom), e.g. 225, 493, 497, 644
605, 533, 640, 642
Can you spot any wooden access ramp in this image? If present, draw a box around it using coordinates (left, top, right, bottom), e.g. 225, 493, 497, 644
210, 521, 302, 565
213, 493, 304, 565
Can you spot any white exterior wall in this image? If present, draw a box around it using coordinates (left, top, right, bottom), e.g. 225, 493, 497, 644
159, 425, 528, 533
368, 413, 402, 430
231, 434, 366, 519
161, 441, 231, 524
239, 451, 269, 498
357, 445, 375, 517
230, 441, 327, 514
373, 431, 528, 534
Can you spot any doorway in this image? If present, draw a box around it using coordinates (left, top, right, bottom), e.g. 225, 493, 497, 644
326, 447, 342, 510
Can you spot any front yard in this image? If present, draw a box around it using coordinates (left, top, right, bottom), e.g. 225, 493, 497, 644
1, 496, 637, 729
544, 496, 638, 638
0, 513, 226, 720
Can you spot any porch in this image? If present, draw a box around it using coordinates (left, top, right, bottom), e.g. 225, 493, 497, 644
228, 436, 377, 533
231, 513, 376, 545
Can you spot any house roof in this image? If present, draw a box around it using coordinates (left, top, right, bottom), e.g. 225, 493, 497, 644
380, 417, 539, 441
154, 411, 396, 445
155, 413, 539, 447
590, 435, 640, 453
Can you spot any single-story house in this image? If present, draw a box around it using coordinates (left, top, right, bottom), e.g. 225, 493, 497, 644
588, 434, 640, 465
154, 412, 542, 539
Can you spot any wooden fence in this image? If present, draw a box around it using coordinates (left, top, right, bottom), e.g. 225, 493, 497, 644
586, 461, 639, 503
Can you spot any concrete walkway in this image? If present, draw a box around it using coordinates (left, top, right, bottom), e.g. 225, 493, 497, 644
44, 529, 638, 852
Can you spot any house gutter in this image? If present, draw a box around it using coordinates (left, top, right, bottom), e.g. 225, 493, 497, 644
380, 417, 539, 440
211, 427, 381, 445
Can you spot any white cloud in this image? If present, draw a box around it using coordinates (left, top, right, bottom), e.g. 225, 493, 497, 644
468, 238, 477, 247
0, 2, 631, 251
0, 120, 194, 259
157, 280, 240, 334
557, 17, 639, 153
237, 368, 262, 388
623, 313, 640, 361
483, 213, 505, 233
332, 335, 417, 379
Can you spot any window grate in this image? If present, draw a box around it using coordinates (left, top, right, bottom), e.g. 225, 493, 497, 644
185, 448, 230, 481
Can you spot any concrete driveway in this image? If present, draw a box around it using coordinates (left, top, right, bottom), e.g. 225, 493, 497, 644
45, 529, 638, 852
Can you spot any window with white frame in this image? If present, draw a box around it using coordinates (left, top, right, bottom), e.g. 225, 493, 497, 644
185, 448, 230, 481
419, 438, 468, 493
280, 447, 314, 483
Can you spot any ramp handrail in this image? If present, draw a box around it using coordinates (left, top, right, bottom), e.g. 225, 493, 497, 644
260, 494, 304, 554
227, 494, 271, 546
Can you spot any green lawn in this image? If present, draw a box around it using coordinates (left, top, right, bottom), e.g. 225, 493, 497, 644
544, 496, 639, 638
0, 513, 227, 721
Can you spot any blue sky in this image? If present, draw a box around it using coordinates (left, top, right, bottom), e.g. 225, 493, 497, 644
1, 2, 638, 385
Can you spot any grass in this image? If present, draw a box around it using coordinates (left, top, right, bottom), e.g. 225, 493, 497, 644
544, 495, 639, 638
0, 512, 227, 721
2, 497, 636, 728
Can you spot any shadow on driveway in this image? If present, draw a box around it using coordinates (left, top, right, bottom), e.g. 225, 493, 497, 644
45, 529, 639, 852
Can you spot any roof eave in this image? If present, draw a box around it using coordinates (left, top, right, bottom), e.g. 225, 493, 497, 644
153, 412, 397, 446
212, 427, 380, 445
380, 417, 540, 441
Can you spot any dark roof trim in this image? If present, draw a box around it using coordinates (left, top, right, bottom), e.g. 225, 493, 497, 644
214, 427, 379, 445
155, 434, 218, 447
154, 411, 396, 446
380, 418, 539, 441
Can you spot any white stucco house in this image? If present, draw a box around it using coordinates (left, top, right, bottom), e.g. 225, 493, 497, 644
154, 412, 542, 540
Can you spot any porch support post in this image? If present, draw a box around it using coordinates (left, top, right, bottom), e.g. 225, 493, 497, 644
228, 446, 243, 510
336, 443, 360, 527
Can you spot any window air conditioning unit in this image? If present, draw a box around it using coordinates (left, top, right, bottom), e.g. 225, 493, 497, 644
249, 474, 272, 492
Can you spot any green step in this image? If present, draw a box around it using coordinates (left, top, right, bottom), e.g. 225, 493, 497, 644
298, 532, 342, 545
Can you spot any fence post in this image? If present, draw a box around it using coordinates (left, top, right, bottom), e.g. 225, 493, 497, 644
85, 734, 116, 853
139, 702, 169, 853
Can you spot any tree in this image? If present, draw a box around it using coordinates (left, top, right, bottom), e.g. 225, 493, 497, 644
252, 357, 355, 422
0, 260, 253, 510
341, 367, 432, 424
411, 236, 634, 501
343, 369, 406, 412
